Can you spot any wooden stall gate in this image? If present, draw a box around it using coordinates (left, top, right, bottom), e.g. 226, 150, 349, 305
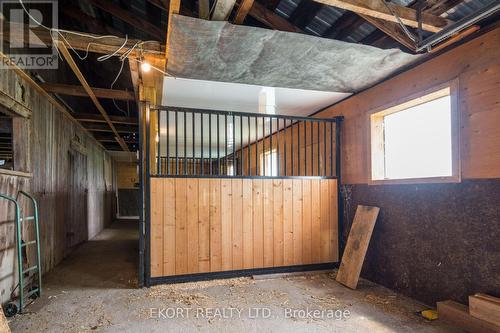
144, 106, 342, 283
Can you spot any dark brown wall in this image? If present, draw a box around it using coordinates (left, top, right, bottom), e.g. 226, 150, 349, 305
343, 180, 500, 306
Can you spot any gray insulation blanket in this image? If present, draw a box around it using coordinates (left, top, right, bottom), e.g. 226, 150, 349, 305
167, 15, 420, 93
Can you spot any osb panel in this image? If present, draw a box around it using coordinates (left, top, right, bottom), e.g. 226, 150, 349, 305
317, 27, 500, 184
344, 179, 500, 305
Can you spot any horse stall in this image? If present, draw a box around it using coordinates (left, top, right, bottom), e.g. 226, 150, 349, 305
143, 106, 343, 284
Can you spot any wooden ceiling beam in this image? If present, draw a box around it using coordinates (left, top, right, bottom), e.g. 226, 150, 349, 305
212, 0, 238, 20
40, 83, 135, 101
87, 0, 165, 39
368, 0, 464, 48
248, 1, 303, 33
0, 21, 164, 58
74, 113, 138, 125
234, 0, 256, 24
0, 51, 106, 150
312, 0, 451, 32
83, 122, 137, 133
360, 14, 416, 50
166, 0, 181, 59
57, 42, 130, 151
199, 0, 210, 19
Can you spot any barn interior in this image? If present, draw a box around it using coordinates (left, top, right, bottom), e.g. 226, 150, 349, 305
0, 0, 499, 332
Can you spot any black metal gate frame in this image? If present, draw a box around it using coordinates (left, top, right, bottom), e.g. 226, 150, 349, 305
139, 103, 344, 287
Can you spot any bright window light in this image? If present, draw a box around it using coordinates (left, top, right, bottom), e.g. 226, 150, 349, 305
260, 149, 278, 176
371, 84, 458, 182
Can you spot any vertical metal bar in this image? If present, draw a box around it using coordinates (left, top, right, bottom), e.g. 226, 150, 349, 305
317, 120, 320, 176
175, 111, 178, 175
291, 120, 294, 176
277, 118, 280, 176
247, 116, 251, 176
144, 103, 151, 286
209, 114, 212, 175
157, 110, 161, 175
201, 113, 204, 175
297, 121, 301, 176
262, 116, 265, 176
270, 117, 273, 176
330, 121, 333, 177
225, 114, 227, 175
138, 103, 145, 287
255, 116, 258, 176
310, 120, 313, 176
232, 114, 236, 176
304, 120, 307, 176
192, 112, 195, 175
284, 119, 287, 176
184, 111, 187, 175
166, 111, 170, 175
240, 115, 243, 176
336, 118, 344, 259
324, 122, 327, 177
217, 114, 220, 176
14, 202, 23, 311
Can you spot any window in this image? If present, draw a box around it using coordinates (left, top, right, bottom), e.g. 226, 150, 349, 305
260, 149, 278, 176
370, 81, 459, 184
0, 111, 13, 170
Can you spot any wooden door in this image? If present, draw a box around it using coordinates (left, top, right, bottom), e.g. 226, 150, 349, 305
66, 149, 88, 250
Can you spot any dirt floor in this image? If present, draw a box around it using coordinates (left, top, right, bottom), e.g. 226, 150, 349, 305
8, 221, 460, 333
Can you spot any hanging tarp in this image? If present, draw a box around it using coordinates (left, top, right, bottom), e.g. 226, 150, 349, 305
167, 15, 420, 93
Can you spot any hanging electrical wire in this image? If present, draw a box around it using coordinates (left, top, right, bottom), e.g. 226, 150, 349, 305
17, 0, 173, 117
381, 0, 418, 43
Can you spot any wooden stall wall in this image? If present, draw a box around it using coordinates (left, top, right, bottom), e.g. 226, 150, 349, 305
239, 121, 336, 177
0, 66, 114, 303
150, 178, 338, 277
314, 27, 500, 305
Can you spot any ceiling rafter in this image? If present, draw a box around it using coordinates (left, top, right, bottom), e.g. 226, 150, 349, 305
212, 0, 238, 20
234, 0, 256, 24
312, 0, 452, 32
57, 41, 130, 151
366, 0, 465, 48
41, 83, 135, 101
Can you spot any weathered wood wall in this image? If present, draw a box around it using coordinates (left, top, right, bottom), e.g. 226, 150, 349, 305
0, 65, 114, 303
150, 177, 338, 277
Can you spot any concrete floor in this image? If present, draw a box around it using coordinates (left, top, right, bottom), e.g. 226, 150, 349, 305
9, 221, 459, 333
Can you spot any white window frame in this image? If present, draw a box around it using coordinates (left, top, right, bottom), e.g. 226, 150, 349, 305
369, 79, 460, 185
260, 149, 278, 177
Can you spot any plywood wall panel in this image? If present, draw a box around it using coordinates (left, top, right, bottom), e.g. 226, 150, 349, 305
197, 179, 210, 273
150, 178, 164, 277
242, 179, 254, 269
149, 178, 338, 277
163, 178, 176, 276
231, 179, 243, 269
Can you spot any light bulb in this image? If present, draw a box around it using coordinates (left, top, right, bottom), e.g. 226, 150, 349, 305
141, 62, 151, 72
